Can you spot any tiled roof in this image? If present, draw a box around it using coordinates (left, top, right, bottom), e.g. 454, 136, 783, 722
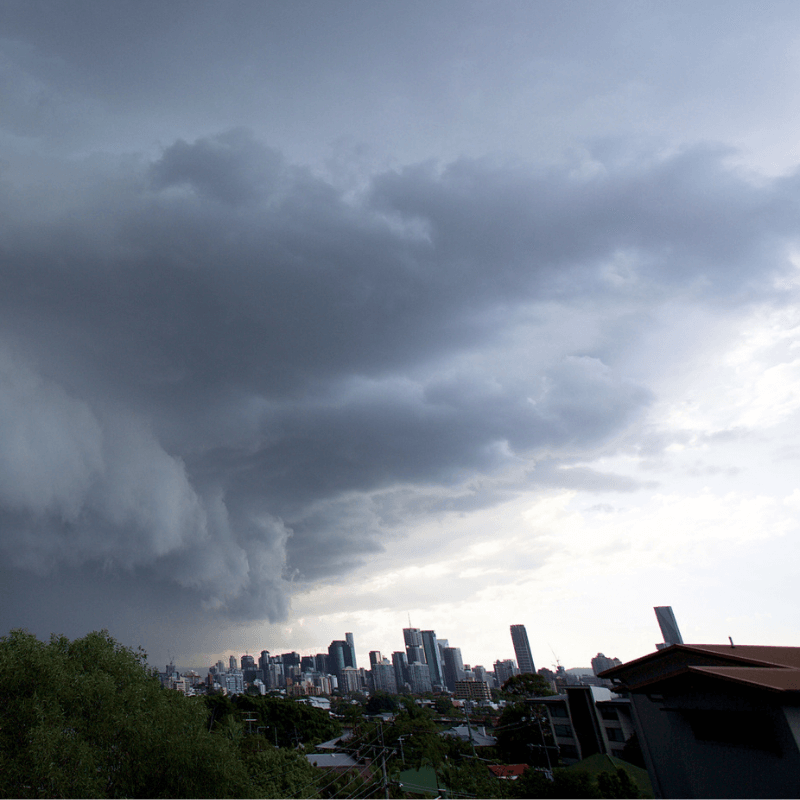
601, 644, 800, 693
488, 764, 528, 778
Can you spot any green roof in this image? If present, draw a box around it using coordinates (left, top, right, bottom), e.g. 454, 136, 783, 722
397, 766, 444, 797
566, 752, 654, 798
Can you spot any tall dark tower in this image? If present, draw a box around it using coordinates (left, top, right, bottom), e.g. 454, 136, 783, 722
510, 624, 536, 674
345, 632, 357, 669
654, 606, 683, 649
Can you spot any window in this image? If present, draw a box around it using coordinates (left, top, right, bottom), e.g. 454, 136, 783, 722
554, 725, 573, 738
550, 704, 569, 718
605, 727, 625, 742
600, 708, 619, 721
560, 745, 579, 759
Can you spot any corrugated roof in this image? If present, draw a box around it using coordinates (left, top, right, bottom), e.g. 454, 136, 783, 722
689, 665, 800, 692
601, 644, 800, 693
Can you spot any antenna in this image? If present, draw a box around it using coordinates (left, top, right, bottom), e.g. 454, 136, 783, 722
408, 612, 412, 628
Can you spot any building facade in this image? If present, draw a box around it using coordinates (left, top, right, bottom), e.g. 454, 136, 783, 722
510, 624, 536, 674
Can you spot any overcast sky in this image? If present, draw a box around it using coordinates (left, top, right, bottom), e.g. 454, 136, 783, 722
2, 0, 800, 673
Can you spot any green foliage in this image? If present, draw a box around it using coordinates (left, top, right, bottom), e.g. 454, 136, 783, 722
434, 695, 456, 715
500, 672, 557, 698
214, 694, 342, 748
597, 768, 641, 799
365, 690, 399, 715
511, 767, 600, 798
508, 766, 642, 799
440, 756, 511, 799
494, 701, 556, 767
239, 740, 322, 798
330, 696, 365, 724
0, 628, 339, 798
0, 628, 260, 798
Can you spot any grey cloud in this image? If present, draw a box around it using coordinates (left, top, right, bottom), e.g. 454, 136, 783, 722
1, 130, 798, 647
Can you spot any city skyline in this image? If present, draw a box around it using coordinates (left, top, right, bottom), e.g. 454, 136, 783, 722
3, 2, 800, 672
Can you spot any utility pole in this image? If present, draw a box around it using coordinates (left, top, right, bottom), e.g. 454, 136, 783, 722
379, 720, 390, 799
464, 704, 477, 758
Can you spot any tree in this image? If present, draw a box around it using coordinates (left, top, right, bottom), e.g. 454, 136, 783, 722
500, 673, 556, 698
434, 696, 455, 715
365, 690, 399, 715
495, 701, 557, 767
0, 628, 317, 798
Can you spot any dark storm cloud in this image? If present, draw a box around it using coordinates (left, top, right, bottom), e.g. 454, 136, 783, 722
0, 131, 796, 632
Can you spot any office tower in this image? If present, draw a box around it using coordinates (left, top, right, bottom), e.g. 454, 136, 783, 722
403, 627, 423, 648
510, 624, 536, 674
392, 651, 409, 691
403, 628, 426, 665
369, 650, 382, 668
328, 640, 348, 678
241, 654, 255, 670
300, 655, 316, 673
258, 650, 270, 678
228, 655, 237, 671
654, 606, 684, 649
346, 632, 357, 669
421, 630, 445, 689
314, 653, 328, 674
340, 666, 361, 694
408, 661, 433, 694
493, 658, 518, 687
442, 647, 465, 692
371, 659, 398, 694
591, 653, 621, 676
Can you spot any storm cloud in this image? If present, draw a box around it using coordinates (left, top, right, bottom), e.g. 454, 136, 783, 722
3, 0, 800, 666
0, 128, 796, 631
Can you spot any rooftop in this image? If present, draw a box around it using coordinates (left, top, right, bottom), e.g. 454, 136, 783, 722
601, 644, 800, 693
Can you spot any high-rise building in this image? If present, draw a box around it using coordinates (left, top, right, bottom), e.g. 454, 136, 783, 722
591, 653, 622, 676
258, 650, 270, 677
314, 653, 329, 674
442, 647, 465, 692
421, 630, 445, 689
510, 624, 536, 674
403, 628, 425, 663
328, 640, 348, 678
228, 654, 237, 671
369, 650, 382, 668
654, 606, 683, 649
340, 666, 362, 694
472, 664, 489, 685
408, 661, 433, 694
392, 651, 409, 691
371, 659, 398, 694
345, 632, 357, 669
403, 628, 423, 648
493, 658, 519, 687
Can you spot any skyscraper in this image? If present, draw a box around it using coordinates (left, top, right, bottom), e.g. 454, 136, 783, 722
421, 630, 445, 689
654, 606, 684, 648
392, 651, 409, 691
345, 632, 357, 669
510, 624, 536, 674
403, 627, 426, 666
442, 647, 465, 691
